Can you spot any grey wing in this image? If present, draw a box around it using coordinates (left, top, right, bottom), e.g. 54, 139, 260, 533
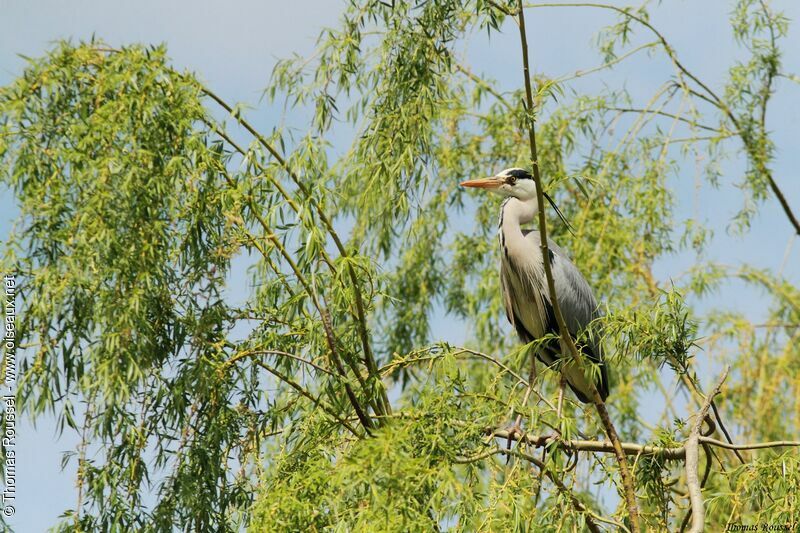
499, 267, 518, 334
547, 240, 601, 337
500, 260, 541, 345
527, 234, 609, 401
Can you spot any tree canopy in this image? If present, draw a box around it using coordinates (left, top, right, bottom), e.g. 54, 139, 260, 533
1, 1, 799, 531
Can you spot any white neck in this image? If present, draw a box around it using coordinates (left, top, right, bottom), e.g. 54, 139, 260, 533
500, 197, 538, 228
499, 197, 539, 258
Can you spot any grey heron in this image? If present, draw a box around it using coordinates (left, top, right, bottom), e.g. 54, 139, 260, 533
461, 168, 609, 403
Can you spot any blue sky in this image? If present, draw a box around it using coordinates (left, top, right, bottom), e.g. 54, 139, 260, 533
1, 0, 799, 529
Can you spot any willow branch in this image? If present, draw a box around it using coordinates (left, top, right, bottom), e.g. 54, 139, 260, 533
205, 153, 377, 432
457, 348, 557, 410
201, 86, 391, 417
319, 302, 375, 433
698, 436, 800, 452
225, 349, 334, 376
491, 426, 800, 458
553, 41, 658, 84
253, 360, 361, 436
763, 169, 800, 235
605, 107, 724, 133
710, 399, 744, 464
454, 63, 514, 111
758, 0, 777, 130
524, 3, 800, 236
204, 116, 386, 420
492, 428, 686, 459
516, 2, 641, 530
686, 367, 728, 533
524, 3, 724, 106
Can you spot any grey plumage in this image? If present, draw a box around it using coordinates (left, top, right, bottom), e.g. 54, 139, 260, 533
462, 168, 609, 403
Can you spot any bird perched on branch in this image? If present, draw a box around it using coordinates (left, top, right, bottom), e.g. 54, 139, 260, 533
461, 168, 608, 403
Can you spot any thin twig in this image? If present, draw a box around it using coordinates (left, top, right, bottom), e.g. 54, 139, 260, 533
454, 63, 514, 110
553, 41, 658, 85
253, 360, 361, 436
710, 400, 745, 464
698, 436, 800, 452
700, 443, 713, 489
460, 348, 557, 410
524, 2, 800, 235
225, 349, 334, 376
605, 107, 724, 133
205, 118, 385, 421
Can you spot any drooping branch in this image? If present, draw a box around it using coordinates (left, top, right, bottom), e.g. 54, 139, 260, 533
199, 143, 379, 433
252, 359, 362, 437
605, 107, 725, 133
225, 349, 335, 377
206, 121, 384, 425
201, 86, 392, 418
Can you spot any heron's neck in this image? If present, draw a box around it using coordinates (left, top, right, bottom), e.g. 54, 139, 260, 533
499, 197, 539, 255
500, 197, 537, 230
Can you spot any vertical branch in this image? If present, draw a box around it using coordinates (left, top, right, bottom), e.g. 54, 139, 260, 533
319, 298, 375, 433
685, 367, 729, 533
514, 2, 641, 530
74, 397, 95, 531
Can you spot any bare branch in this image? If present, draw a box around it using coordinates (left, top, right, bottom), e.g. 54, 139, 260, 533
489, 426, 800, 459
516, 2, 641, 529
710, 399, 745, 464
686, 367, 729, 533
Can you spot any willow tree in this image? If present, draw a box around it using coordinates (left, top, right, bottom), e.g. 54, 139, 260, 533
1, 0, 799, 531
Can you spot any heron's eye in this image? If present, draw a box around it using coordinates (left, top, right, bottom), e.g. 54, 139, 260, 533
507, 177, 516, 185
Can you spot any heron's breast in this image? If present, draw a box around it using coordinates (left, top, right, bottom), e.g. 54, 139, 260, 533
501, 259, 548, 340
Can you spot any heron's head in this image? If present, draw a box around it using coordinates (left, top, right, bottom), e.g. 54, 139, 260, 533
460, 168, 538, 201
461, 168, 574, 233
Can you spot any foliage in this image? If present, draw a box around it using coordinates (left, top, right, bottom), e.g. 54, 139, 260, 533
1, 0, 799, 531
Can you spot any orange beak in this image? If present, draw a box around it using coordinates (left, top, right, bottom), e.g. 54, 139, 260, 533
459, 176, 504, 189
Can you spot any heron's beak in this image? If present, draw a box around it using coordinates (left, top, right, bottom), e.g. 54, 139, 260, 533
460, 176, 504, 189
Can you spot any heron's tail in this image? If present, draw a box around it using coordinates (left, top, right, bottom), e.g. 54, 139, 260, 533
597, 360, 610, 400
563, 354, 609, 404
